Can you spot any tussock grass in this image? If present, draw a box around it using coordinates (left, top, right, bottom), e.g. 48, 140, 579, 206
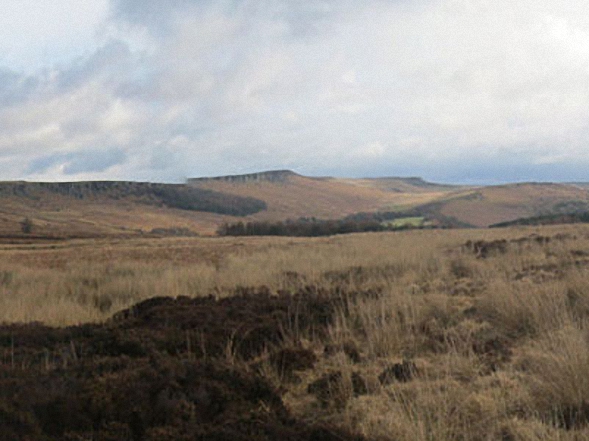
3, 224, 589, 438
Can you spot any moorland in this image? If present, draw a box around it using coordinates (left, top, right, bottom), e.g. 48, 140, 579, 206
2, 170, 589, 238
3, 171, 589, 440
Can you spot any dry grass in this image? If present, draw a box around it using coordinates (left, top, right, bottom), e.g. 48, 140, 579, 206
193, 173, 454, 220
3, 224, 589, 439
439, 183, 589, 227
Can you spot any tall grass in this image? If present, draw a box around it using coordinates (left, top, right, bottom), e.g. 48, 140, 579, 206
3, 225, 589, 439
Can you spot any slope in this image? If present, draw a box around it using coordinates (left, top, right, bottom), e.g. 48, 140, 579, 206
0, 181, 267, 238
189, 170, 464, 222
422, 183, 589, 227
1, 172, 588, 238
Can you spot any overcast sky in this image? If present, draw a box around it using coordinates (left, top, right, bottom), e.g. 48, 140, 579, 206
0, 0, 588, 184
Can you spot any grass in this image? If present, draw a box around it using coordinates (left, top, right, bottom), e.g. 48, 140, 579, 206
438, 184, 589, 227
382, 216, 427, 228
3, 224, 589, 439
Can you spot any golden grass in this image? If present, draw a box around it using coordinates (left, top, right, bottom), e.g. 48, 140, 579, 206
0, 195, 232, 237
4, 224, 589, 439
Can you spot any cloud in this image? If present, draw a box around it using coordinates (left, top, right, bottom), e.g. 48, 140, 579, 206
0, 0, 588, 183
0, 0, 110, 72
0, 69, 39, 106
27, 147, 127, 175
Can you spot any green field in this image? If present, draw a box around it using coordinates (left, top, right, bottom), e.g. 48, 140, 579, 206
382, 216, 426, 228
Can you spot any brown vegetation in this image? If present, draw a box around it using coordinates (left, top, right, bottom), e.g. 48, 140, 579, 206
436, 183, 589, 227
1, 174, 589, 238
2, 225, 589, 439
190, 171, 462, 221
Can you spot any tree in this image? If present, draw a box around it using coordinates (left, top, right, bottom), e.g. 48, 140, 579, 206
20, 217, 33, 234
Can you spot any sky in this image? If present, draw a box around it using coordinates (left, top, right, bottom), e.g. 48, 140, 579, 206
1, 0, 589, 184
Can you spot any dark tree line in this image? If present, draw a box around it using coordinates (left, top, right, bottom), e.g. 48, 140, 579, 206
342, 211, 414, 222
491, 212, 589, 228
150, 186, 267, 216
217, 217, 419, 237
0, 181, 268, 217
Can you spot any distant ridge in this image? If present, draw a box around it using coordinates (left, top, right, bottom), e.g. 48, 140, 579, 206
0, 171, 586, 238
0, 180, 267, 218
190, 170, 298, 184
368, 176, 461, 189
383, 177, 458, 188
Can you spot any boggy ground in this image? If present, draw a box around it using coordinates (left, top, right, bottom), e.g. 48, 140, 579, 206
3, 227, 589, 440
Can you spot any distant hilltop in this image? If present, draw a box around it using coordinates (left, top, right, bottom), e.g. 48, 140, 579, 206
0, 171, 584, 239
371, 176, 458, 188
189, 171, 456, 188
189, 170, 298, 184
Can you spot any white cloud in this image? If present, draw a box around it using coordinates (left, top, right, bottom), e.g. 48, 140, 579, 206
0, 0, 110, 72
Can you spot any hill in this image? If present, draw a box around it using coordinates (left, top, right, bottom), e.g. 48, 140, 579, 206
189, 170, 464, 222
420, 183, 589, 227
191, 172, 589, 229
0, 181, 266, 238
0, 172, 587, 237
491, 211, 589, 227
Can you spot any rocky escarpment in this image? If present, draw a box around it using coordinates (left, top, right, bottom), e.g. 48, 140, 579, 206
189, 170, 298, 185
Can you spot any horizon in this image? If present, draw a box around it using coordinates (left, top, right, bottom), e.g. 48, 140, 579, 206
0, 168, 587, 187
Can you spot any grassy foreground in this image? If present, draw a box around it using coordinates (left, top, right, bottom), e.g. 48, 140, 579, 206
2, 226, 589, 439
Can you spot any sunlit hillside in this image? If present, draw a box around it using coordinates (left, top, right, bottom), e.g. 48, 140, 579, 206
0, 173, 587, 238
190, 170, 462, 220
433, 183, 589, 227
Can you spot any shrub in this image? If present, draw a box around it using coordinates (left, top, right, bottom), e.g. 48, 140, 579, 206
20, 217, 33, 234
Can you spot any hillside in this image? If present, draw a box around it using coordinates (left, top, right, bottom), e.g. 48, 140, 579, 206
189, 170, 464, 222
0, 172, 587, 237
333, 176, 465, 193
423, 183, 589, 227
191, 172, 589, 228
491, 212, 589, 228
0, 181, 266, 238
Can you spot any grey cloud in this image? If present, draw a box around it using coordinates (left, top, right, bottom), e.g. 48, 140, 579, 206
112, 0, 197, 23
63, 148, 127, 175
0, 69, 39, 106
111, 0, 355, 39
27, 148, 127, 175
110, 0, 212, 37
55, 41, 134, 92
26, 155, 63, 175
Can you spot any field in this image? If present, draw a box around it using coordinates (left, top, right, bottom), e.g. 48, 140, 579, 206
3, 225, 589, 439
382, 217, 427, 228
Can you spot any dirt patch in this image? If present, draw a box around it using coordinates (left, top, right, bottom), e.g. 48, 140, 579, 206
1, 355, 366, 440
378, 360, 417, 385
